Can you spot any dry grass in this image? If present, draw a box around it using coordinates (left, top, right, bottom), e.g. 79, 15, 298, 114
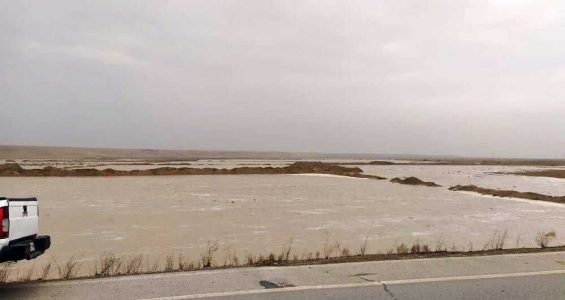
178, 253, 192, 271
165, 253, 175, 272
359, 235, 369, 255
434, 237, 447, 252
280, 239, 294, 262
536, 231, 556, 248
396, 243, 409, 254
2, 231, 563, 284
41, 261, 52, 280
125, 255, 144, 274
146, 257, 160, 273
322, 240, 341, 259
482, 230, 509, 250
0, 262, 14, 283
94, 254, 123, 277
200, 241, 219, 268
55, 256, 83, 279
19, 266, 35, 282
410, 240, 431, 254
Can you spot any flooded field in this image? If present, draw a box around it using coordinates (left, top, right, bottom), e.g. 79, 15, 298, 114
1, 162, 564, 278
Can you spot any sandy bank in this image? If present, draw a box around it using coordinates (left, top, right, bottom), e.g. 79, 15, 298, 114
0, 162, 365, 177
449, 185, 565, 204
508, 169, 565, 179
390, 177, 441, 187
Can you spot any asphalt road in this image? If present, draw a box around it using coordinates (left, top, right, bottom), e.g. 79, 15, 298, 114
1, 252, 564, 299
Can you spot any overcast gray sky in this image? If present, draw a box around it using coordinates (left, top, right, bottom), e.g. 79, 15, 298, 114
1, 0, 564, 158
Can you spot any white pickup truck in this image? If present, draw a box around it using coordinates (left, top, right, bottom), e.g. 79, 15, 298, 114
0, 197, 51, 263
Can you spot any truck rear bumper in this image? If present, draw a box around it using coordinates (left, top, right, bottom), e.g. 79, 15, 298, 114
0, 235, 51, 263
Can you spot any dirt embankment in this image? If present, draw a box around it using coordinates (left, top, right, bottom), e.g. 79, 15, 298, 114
449, 185, 565, 204
507, 169, 565, 179
390, 177, 441, 187
0, 162, 365, 177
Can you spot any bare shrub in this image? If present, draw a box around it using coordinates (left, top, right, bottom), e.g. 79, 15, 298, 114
410, 242, 430, 254
483, 230, 509, 250
201, 241, 219, 268
95, 254, 123, 277
359, 235, 369, 255
41, 261, 52, 280
323, 241, 341, 259
422, 244, 431, 253
146, 257, 160, 273
125, 255, 144, 274
396, 243, 409, 254
280, 238, 293, 262
257, 255, 265, 264
494, 230, 508, 249
341, 248, 350, 257
536, 231, 556, 248
178, 253, 190, 271
165, 253, 175, 271
396, 243, 408, 254
231, 254, 239, 266
56, 256, 82, 279
434, 237, 446, 252
246, 254, 255, 265
410, 242, 421, 254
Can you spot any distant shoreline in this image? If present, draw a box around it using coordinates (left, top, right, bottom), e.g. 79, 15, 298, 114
1, 145, 564, 165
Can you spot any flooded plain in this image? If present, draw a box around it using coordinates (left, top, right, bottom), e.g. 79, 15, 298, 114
1, 161, 565, 278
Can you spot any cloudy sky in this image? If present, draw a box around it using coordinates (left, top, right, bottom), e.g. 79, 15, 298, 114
1, 0, 564, 158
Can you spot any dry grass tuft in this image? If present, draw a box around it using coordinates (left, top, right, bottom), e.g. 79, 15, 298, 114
201, 241, 219, 268
396, 243, 409, 254
0, 262, 14, 283
359, 235, 369, 255
322, 240, 341, 259
41, 261, 52, 280
536, 231, 556, 248
483, 230, 509, 250
125, 255, 144, 274
280, 238, 294, 262
165, 253, 175, 272
19, 266, 35, 282
94, 254, 123, 277
55, 256, 82, 279
434, 237, 447, 252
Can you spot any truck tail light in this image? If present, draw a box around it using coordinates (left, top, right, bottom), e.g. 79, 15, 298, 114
0, 206, 8, 239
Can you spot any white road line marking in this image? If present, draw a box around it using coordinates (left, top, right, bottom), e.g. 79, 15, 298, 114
139, 282, 383, 300
139, 269, 565, 300
381, 269, 565, 285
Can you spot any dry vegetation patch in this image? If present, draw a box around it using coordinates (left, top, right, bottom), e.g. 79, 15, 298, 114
449, 185, 565, 204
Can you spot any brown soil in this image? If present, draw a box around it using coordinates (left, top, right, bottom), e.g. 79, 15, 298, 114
449, 185, 565, 204
0, 162, 364, 177
390, 177, 441, 187
508, 169, 565, 179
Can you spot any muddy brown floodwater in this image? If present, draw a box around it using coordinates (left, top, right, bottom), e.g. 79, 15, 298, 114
0, 164, 564, 278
